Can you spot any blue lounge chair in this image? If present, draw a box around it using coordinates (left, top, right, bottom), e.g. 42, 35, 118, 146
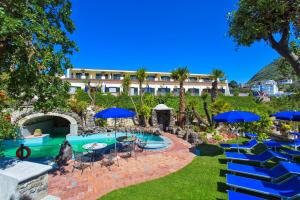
220, 139, 258, 150
245, 132, 258, 139
264, 139, 300, 150
228, 190, 265, 200
225, 150, 291, 166
227, 174, 300, 199
283, 149, 300, 157
227, 161, 300, 182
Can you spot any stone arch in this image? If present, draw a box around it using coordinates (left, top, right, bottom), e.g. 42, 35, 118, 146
17, 112, 78, 136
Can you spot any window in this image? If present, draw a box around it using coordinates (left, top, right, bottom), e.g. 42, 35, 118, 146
146, 75, 155, 81
189, 77, 197, 82
75, 73, 82, 79
142, 87, 155, 94
188, 88, 200, 96
130, 75, 137, 80
105, 87, 120, 93
202, 78, 211, 82
173, 88, 180, 96
112, 74, 121, 80
130, 87, 138, 96
96, 74, 102, 79
104, 74, 109, 79
157, 88, 170, 95
161, 76, 170, 81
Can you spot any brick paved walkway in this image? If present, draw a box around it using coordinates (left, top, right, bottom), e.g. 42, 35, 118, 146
48, 133, 195, 200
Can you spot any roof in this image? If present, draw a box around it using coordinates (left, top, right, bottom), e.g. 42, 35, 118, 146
153, 104, 173, 110
69, 68, 211, 77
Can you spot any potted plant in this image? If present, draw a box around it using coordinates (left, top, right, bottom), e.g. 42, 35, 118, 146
33, 129, 42, 137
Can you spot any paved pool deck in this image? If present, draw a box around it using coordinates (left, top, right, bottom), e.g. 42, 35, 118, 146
48, 133, 196, 200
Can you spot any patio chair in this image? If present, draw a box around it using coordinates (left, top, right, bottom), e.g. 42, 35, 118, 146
118, 145, 133, 160
100, 150, 119, 171
72, 151, 92, 174
136, 139, 147, 153
227, 161, 300, 183
225, 150, 291, 166
228, 190, 265, 200
226, 174, 300, 200
220, 139, 258, 151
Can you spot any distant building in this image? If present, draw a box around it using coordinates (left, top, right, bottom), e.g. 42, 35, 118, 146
251, 80, 279, 96
62, 68, 231, 96
278, 79, 293, 85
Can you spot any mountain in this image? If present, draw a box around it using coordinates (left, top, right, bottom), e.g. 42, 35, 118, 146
248, 59, 298, 84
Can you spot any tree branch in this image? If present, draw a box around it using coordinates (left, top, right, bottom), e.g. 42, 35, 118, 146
279, 23, 290, 47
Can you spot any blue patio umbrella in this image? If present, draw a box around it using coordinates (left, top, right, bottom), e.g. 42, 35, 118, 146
271, 111, 300, 149
271, 111, 300, 121
213, 111, 261, 123
94, 107, 136, 155
213, 111, 261, 152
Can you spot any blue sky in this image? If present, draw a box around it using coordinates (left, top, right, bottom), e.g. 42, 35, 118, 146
70, 0, 279, 83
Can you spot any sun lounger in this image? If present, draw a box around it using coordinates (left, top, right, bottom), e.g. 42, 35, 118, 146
227, 174, 300, 199
225, 150, 291, 165
228, 190, 265, 200
244, 132, 258, 139
220, 139, 258, 150
227, 161, 300, 182
283, 149, 300, 157
264, 139, 300, 150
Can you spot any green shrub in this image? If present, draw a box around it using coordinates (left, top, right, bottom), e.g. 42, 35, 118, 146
0, 114, 17, 140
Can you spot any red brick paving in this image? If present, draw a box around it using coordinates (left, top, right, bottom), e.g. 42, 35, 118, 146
48, 133, 195, 200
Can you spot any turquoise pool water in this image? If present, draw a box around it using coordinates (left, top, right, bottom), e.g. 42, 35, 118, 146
1, 132, 171, 159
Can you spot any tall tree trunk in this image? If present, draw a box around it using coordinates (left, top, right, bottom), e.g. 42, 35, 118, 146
211, 80, 218, 102
269, 34, 300, 78
203, 101, 212, 126
179, 81, 185, 128
191, 106, 210, 127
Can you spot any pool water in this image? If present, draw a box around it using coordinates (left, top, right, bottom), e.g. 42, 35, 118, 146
1, 132, 170, 159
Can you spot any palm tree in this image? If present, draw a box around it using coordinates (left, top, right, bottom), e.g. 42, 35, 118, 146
122, 75, 131, 95
136, 68, 147, 102
211, 69, 225, 102
171, 67, 189, 128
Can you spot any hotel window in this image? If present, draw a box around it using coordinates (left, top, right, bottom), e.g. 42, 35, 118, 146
142, 87, 155, 94
157, 88, 170, 95
112, 74, 121, 80
96, 74, 102, 79
130, 87, 138, 96
189, 77, 197, 82
105, 87, 120, 93
161, 76, 170, 81
188, 88, 200, 96
75, 73, 82, 79
202, 78, 211, 82
104, 74, 109, 79
146, 75, 155, 81
84, 73, 90, 79
173, 88, 180, 96
130, 75, 137, 80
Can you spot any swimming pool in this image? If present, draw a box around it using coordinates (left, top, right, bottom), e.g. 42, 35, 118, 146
1, 132, 171, 158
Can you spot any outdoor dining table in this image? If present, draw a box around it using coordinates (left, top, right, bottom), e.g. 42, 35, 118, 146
82, 143, 107, 164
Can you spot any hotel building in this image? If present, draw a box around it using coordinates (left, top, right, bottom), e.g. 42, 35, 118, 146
63, 68, 230, 96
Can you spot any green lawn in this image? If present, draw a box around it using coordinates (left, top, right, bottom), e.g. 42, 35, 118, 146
100, 143, 229, 200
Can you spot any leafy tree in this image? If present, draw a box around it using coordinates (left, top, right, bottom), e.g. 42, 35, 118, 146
171, 67, 189, 127
136, 68, 147, 100
0, 113, 17, 139
122, 75, 131, 95
210, 69, 225, 102
210, 99, 232, 116
228, 0, 300, 77
0, 0, 77, 111
229, 80, 239, 89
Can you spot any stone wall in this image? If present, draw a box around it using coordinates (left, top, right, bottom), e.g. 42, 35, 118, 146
16, 174, 48, 200
107, 118, 135, 127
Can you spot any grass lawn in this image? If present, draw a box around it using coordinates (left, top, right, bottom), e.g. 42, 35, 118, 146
100, 143, 229, 200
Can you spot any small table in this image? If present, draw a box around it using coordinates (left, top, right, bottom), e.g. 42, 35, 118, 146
82, 143, 107, 164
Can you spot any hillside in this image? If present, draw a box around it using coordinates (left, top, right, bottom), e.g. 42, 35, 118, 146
248, 59, 298, 84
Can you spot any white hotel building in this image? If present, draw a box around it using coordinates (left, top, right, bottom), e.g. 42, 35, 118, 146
63, 68, 230, 96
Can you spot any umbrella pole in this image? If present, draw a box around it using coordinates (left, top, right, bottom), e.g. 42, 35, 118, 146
115, 118, 117, 156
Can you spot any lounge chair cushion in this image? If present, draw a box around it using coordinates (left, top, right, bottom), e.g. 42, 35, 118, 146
228, 190, 265, 200
227, 174, 300, 198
